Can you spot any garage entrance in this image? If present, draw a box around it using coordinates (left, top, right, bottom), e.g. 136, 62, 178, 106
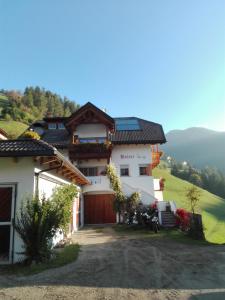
0, 186, 15, 264
84, 194, 116, 224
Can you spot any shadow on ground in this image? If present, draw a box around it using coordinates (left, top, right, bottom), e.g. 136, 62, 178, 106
1, 227, 225, 293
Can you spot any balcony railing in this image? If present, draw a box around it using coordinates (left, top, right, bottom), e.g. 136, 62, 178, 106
69, 142, 112, 160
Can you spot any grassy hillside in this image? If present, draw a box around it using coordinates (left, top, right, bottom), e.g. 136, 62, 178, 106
0, 120, 28, 139
0, 93, 9, 114
153, 168, 225, 244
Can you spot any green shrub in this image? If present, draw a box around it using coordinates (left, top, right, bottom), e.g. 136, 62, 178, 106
22, 130, 40, 140
51, 184, 78, 232
14, 184, 78, 264
14, 196, 61, 264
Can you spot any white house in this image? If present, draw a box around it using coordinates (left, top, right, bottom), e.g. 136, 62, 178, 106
30, 102, 167, 225
0, 139, 89, 264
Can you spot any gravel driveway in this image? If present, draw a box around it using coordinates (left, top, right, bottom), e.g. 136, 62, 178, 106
1, 227, 225, 300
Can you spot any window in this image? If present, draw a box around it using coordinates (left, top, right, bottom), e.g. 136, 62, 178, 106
58, 123, 65, 129
120, 165, 129, 176
48, 123, 57, 130
79, 138, 97, 143
139, 164, 149, 176
79, 167, 98, 177
115, 118, 140, 131
79, 137, 106, 143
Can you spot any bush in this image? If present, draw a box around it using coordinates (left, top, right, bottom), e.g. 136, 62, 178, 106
22, 130, 40, 140
14, 184, 78, 264
14, 196, 61, 264
175, 208, 190, 231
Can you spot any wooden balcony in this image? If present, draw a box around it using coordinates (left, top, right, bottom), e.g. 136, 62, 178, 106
151, 145, 163, 169
69, 142, 112, 161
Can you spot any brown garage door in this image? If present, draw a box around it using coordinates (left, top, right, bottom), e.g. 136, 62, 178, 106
84, 194, 116, 224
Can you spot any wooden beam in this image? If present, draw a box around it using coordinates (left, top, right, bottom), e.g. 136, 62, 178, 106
42, 157, 58, 165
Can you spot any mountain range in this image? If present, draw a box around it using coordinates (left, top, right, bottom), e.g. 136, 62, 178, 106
162, 127, 225, 174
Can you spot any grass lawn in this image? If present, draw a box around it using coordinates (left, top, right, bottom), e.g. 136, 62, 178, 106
0, 244, 80, 276
153, 168, 225, 244
113, 224, 211, 246
0, 120, 28, 139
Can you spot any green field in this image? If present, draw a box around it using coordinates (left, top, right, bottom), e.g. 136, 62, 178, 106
0, 120, 28, 139
153, 168, 225, 244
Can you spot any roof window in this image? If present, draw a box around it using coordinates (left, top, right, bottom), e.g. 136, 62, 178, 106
115, 118, 140, 131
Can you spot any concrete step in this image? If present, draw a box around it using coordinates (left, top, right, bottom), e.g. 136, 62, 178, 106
161, 211, 176, 228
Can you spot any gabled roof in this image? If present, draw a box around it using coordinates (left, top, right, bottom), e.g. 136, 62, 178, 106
0, 139, 89, 185
29, 102, 166, 146
65, 102, 115, 131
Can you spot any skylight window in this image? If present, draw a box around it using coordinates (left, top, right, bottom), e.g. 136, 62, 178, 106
115, 118, 140, 131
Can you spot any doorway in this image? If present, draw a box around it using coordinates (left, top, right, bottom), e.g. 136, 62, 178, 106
0, 185, 15, 264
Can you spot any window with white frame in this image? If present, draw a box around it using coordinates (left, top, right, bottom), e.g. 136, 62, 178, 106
139, 164, 149, 176
48, 123, 57, 130
120, 165, 129, 176
58, 123, 65, 129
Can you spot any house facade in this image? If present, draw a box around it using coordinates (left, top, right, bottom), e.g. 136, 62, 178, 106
0, 139, 89, 264
31, 102, 166, 225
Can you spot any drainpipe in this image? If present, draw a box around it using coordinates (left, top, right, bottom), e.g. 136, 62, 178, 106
11, 184, 17, 264
35, 161, 63, 197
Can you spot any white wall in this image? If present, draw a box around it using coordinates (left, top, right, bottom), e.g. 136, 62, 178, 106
74, 124, 107, 138
77, 158, 107, 167
82, 176, 113, 194
35, 167, 71, 199
0, 157, 34, 263
111, 145, 154, 203
111, 145, 152, 176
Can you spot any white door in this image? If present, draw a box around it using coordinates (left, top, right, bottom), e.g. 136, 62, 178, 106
0, 185, 15, 264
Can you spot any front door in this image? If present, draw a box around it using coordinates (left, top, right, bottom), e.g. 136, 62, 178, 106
0, 186, 15, 264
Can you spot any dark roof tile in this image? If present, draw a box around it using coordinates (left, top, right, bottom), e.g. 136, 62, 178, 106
0, 139, 55, 157
111, 117, 166, 144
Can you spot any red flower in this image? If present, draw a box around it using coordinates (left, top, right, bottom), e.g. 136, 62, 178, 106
176, 208, 190, 231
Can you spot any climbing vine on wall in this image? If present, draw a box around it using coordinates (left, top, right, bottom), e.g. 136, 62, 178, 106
106, 164, 140, 222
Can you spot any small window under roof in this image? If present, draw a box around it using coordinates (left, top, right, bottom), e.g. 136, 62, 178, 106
115, 118, 140, 131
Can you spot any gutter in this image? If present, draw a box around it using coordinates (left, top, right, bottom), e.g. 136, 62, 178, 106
34, 159, 63, 197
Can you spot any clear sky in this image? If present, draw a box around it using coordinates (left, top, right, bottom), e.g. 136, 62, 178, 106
0, 0, 225, 132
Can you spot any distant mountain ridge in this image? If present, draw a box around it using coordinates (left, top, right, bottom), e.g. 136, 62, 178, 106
162, 127, 225, 174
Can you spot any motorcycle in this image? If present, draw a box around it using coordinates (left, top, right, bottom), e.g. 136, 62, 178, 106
149, 210, 160, 233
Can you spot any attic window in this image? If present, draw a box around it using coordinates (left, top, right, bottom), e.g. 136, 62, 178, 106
58, 123, 65, 129
115, 118, 140, 131
48, 123, 57, 130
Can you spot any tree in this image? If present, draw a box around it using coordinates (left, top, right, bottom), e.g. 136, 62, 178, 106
189, 173, 203, 187
185, 185, 201, 215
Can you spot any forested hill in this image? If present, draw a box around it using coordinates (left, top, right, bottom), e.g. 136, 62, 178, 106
0, 86, 80, 124
162, 127, 225, 174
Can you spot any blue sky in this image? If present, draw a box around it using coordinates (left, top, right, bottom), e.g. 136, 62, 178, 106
0, 0, 225, 133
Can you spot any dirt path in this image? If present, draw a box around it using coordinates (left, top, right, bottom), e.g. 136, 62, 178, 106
1, 227, 225, 299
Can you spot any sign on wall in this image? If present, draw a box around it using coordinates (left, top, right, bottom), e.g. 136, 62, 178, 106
120, 154, 147, 160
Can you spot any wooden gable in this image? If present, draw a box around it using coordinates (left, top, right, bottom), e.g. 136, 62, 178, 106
65, 102, 115, 132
